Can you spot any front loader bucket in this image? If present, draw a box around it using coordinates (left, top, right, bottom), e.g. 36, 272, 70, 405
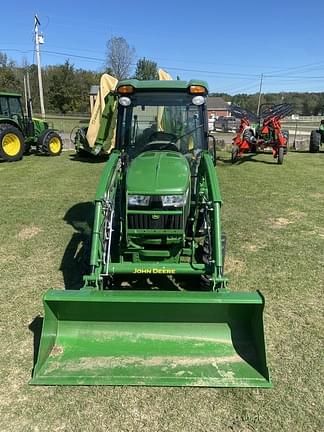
30, 289, 271, 387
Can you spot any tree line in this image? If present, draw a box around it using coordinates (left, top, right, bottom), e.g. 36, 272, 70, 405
211, 91, 324, 116
1, 34, 323, 116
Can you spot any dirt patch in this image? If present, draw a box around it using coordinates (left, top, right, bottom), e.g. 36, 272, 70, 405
0, 254, 17, 265
17, 225, 42, 240
50, 345, 64, 357
287, 209, 306, 220
310, 192, 324, 199
268, 210, 305, 229
48, 354, 244, 374
225, 256, 245, 274
308, 227, 324, 239
268, 217, 293, 229
244, 242, 265, 252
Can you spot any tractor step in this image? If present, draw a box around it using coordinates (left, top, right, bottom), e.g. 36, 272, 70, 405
30, 289, 271, 387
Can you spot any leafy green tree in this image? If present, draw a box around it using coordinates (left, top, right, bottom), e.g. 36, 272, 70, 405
134, 57, 158, 80
0, 52, 21, 91
47, 60, 80, 113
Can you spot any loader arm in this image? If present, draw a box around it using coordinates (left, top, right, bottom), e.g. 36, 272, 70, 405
85, 150, 122, 286
199, 152, 224, 284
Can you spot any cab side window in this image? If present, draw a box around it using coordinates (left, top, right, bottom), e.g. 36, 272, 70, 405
0, 97, 9, 116
8, 97, 23, 116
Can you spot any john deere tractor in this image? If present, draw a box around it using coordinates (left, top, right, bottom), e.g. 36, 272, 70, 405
0, 92, 62, 161
31, 79, 271, 388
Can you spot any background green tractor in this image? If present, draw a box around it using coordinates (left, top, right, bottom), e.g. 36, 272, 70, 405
309, 120, 324, 153
0, 92, 63, 161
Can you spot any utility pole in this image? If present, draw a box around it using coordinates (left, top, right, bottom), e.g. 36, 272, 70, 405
34, 14, 45, 118
23, 75, 28, 114
26, 72, 33, 118
256, 73, 263, 116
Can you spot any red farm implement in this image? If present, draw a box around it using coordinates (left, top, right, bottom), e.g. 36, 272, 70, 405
231, 104, 293, 164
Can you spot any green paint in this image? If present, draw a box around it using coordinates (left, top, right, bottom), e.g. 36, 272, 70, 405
126, 151, 190, 195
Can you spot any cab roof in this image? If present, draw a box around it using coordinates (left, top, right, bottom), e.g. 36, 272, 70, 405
0, 91, 22, 97
117, 79, 209, 93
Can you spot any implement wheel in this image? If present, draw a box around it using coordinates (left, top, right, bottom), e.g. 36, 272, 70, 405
38, 130, 63, 156
277, 147, 284, 164
0, 124, 25, 161
309, 130, 320, 153
231, 145, 239, 163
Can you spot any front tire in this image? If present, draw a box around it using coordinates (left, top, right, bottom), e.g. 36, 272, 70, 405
38, 130, 63, 156
200, 229, 226, 291
0, 124, 25, 161
309, 130, 320, 153
277, 146, 284, 164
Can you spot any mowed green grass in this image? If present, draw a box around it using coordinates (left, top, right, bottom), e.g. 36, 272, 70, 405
0, 150, 323, 431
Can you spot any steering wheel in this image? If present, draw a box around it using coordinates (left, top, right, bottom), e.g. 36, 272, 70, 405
142, 131, 179, 152
142, 141, 179, 152
149, 131, 177, 142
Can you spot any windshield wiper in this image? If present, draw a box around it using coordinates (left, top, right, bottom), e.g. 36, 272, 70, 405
172, 124, 204, 143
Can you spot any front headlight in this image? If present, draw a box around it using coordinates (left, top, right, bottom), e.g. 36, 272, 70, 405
128, 195, 150, 206
161, 194, 185, 207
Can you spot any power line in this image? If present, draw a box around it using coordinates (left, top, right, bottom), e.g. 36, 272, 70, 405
3, 46, 324, 80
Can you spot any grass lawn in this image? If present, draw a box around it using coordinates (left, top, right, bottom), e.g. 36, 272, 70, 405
0, 150, 323, 431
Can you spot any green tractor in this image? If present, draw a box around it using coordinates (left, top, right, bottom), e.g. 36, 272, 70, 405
309, 119, 324, 153
31, 79, 271, 388
0, 92, 63, 161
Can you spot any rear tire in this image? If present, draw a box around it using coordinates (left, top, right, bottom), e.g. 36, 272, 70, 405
0, 124, 25, 161
277, 147, 284, 164
309, 130, 320, 153
38, 130, 63, 156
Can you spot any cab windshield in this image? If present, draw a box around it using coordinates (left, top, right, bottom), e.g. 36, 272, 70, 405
117, 92, 205, 158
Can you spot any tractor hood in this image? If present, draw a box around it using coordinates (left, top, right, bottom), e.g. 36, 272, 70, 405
127, 151, 190, 195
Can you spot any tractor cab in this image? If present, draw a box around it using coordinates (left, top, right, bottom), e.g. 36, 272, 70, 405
115, 80, 209, 162
0, 92, 26, 130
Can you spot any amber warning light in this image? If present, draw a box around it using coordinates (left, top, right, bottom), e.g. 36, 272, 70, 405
118, 85, 135, 94
188, 85, 206, 94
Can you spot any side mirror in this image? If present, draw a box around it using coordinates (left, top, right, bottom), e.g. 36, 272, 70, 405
208, 134, 217, 165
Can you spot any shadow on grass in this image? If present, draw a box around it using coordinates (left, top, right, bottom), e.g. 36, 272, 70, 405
69, 153, 109, 164
28, 316, 43, 373
292, 150, 323, 154
219, 153, 283, 165
60, 201, 94, 290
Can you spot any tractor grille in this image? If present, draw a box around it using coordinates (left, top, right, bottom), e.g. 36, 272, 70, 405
128, 213, 183, 230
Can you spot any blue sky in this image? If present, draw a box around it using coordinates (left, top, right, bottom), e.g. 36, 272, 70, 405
1, 0, 324, 94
